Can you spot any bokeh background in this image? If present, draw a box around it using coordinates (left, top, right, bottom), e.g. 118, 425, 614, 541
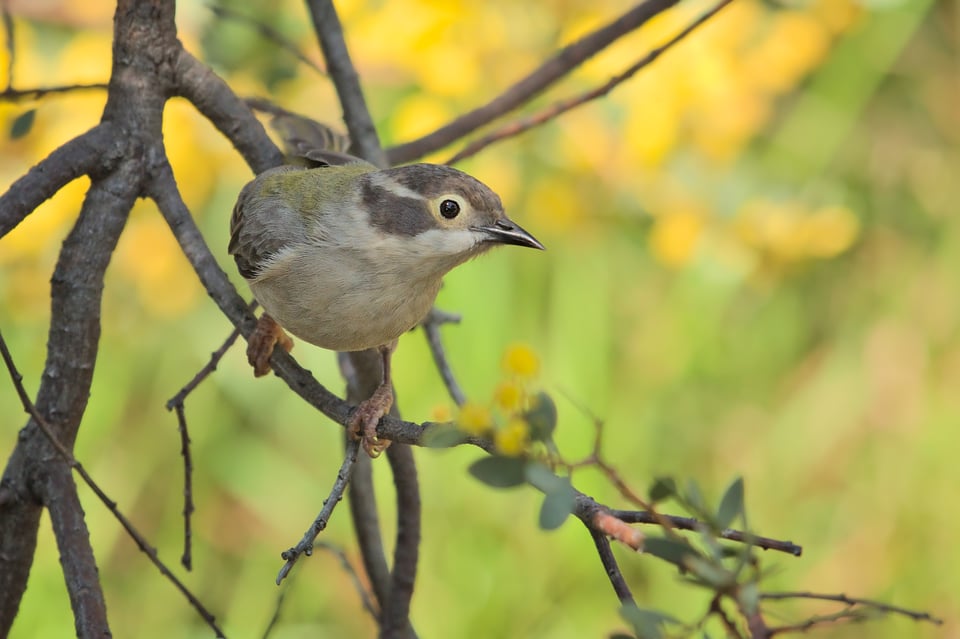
1, 0, 958, 637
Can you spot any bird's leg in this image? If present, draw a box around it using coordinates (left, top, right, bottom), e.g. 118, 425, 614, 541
247, 313, 294, 377
349, 342, 396, 457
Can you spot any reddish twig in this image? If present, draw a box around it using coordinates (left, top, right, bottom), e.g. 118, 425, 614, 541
446, 0, 735, 164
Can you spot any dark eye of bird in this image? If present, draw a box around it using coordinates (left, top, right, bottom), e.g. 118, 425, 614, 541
439, 199, 460, 219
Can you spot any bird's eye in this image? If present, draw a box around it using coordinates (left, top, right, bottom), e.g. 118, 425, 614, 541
439, 199, 460, 219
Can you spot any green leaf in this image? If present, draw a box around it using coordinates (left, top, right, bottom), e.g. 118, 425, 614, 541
524, 391, 557, 442
619, 603, 679, 639
468, 456, 526, 488
10, 109, 36, 140
538, 477, 576, 530
648, 476, 676, 503
684, 556, 735, 589
685, 478, 705, 512
716, 476, 744, 529
524, 460, 563, 491
422, 424, 465, 448
643, 536, 698, 568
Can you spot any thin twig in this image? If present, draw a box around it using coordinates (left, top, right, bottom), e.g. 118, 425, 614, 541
447, 0, 735, 164
166, 322, 246, 411
172, 403, 195, 570
760, 592, 943, 626
208, 3, 326, 76
610, 509, 802, 557
589, 527, 636, 606
0, 83, 108, 102
421, 308, 466, 407
387, 0, 681, 164
276, 439, 361, 584
314, 541, 380, 620
260, 581, 289, 639
0, 329, 227, 638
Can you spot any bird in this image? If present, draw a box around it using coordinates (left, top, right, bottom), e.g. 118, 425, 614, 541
229, 158, 544, 456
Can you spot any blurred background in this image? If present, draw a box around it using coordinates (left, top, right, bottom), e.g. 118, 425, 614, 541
1, 0, 957, 636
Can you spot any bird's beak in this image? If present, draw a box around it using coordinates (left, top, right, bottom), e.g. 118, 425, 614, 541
475, 218, 545, 250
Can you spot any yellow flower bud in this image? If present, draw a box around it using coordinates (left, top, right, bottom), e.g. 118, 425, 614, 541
493, 380, 525, 413
457, 401, 492, 436
494, 418, 530, 457
502, 343, 540, 379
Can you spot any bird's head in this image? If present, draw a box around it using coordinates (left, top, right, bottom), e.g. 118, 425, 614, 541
357, 164, 544, 271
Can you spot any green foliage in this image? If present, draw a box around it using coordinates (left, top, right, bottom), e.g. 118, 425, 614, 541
9, 108, 35, 139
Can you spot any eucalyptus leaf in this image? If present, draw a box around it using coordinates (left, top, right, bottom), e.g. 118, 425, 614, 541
643, 536, 698, 568
648, 476, 676, 503
10, 109, 36, 140
468, 456, 526, 488
538, 477, 576, 530
524, 391, 557, 442
716, 476, 744, 529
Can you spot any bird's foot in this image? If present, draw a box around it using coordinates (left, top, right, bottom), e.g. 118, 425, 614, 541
349, 383, 394, 457
247, 314, 294, 377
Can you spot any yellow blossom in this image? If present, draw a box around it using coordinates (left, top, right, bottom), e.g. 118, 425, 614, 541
493, 380, 525, 413
502, 343, 540, 379
457, 401, 492, 436
494, 418, 530, 457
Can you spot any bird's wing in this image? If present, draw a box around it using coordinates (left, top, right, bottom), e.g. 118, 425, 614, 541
229, 166, 310, 280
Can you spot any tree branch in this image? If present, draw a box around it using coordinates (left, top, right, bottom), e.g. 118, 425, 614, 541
0, 122, 120, 239
387, 0, 681, 164
173, 48, 284, 174
446, 0, 734, 164
305, 0, 386, 167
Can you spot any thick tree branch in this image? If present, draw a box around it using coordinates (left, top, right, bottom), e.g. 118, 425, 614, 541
387, 0, 680, 164
0, 122, 120, 239
382, 445, 420, 639
173, 48, 284, 174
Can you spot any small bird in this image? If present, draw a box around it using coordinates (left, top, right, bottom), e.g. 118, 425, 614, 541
229, 159, 544, 456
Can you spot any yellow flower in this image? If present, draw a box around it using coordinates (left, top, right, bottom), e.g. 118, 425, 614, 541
457, 401, 492, 436
431, 404, 452, 422
494, 418, 530, 457
493, 380, 525, 413
502, 343, 540, 379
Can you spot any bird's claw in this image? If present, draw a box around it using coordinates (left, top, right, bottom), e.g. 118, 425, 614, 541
349, 383, 394, 457
247, 314, 294, 377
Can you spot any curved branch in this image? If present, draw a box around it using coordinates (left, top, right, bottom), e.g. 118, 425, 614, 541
172, 48, 284, 174
0, 122, 120, 239
387, 0, 680, 164
446, 0, 734, 164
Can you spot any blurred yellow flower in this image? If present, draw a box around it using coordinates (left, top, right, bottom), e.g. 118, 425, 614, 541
803, 205, 860, 258
494, 418, 530, 457
457, 401, 492, 435
493, 380, 525, 413
502, 343, 540, 379
648, 209, 705, 268
431, 404, 453, 422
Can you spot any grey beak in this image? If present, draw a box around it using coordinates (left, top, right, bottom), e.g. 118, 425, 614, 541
476, 218, 545, 250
